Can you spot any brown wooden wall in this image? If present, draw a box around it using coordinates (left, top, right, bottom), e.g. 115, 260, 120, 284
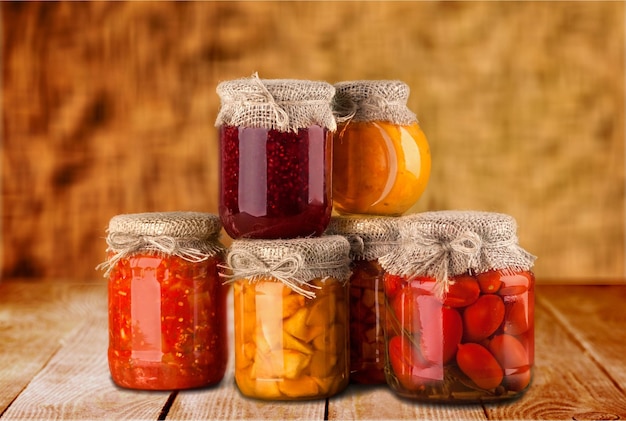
1, 1, 624, 282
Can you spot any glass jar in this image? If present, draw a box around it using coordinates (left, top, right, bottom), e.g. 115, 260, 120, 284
325, 215, 399, 384
224, 236, 351, 400
332, 80, 431, 216
215, 74, 336, 239
99, 212, 228, 390
379, 211, 536, 402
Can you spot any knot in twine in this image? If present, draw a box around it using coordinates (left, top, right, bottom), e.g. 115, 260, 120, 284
244, 72, 291, 131
97, 232, 213, 277
333, 94, 404, 124
412, 230, 483, 297
221, 249, 321, 299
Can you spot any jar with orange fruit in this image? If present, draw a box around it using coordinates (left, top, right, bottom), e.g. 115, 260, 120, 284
379, 211, 536, 402
325, 215, 399, 384
331, 80, 431, 216
224, 236, 351, 400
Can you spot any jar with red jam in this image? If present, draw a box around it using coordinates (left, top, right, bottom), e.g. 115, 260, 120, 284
223, 235, 351, 400
215, 74, 337, 239
379, 211, 536, 402
325, 215, 399, 384
331, 80, 431, 216
99, 212, 228, 390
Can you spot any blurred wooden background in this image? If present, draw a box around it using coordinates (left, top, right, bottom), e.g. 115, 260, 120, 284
1, 1, 624, 283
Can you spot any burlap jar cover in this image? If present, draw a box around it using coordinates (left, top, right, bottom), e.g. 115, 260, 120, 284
379, 211, 536, 297
325, 215, 399, 262
332, 80, 418, 125
221, 236, 351, 299
215, 73, 337, 133
98, 211, 225, 277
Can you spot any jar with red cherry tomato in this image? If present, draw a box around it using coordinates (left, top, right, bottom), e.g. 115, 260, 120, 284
99, 212, 229, 390
379, 211, 536, 402
326, 215, 399, 384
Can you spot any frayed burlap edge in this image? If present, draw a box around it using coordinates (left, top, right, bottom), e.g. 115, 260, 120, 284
325, 215, 399, 261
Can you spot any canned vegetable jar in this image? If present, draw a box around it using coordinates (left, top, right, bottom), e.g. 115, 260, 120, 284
332, 80, 431, 216
215, 73, 336, 239
223, 235, 351, 400
326, 215, 399, 384
99, 212, 228, 390
379, 211, 536, 402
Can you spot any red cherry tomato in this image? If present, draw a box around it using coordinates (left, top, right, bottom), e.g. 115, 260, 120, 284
503, 294, 530, 335
443, 274, 480, 307
417, 295, 463, 364
456, 342, 503, 390
488, 334, 531, 391
388, 336, 443, 391
476, 270, 503, 294
462, 294, 505, 343
390, 286, 421, 334
497, 270, 533, 296
384, 274, 404, 298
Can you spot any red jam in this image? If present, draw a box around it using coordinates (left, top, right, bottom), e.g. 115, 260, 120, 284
108, 254, 228, 390
218, 125, 332, 239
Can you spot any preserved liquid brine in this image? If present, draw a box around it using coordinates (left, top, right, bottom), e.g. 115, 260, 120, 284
332, 81, 431, 216
215, 74, 336, 239
224, 236, 351, 400
379, 211, 536, 402
100, 212, 228, 390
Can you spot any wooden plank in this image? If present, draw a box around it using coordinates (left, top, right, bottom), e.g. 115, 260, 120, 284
327, 384, 487, 420
483, 286, 626, 420
0, 282, 106, 413
539, 285, 626, 388
168, 375, 327, 420
1, 302, 172, 420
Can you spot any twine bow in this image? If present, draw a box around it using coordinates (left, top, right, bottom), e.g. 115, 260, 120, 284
410, 230, 483, 297
97, 232, 213, 277
245, 72, 291, 131
221, 249, 320, 299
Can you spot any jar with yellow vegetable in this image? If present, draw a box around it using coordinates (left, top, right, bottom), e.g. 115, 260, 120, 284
223, 236, 351, 400
325, 215, 399, 384
332, 80, 431, 216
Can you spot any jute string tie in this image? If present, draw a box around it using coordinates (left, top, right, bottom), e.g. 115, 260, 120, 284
333, 95, 405, 124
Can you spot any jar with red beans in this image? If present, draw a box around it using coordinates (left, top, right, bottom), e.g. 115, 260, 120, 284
379, 211, 536, 402
223, 235, 351, 400
215, 74, 337, 239
99, 212, 228, 390
325, 215, 399, 384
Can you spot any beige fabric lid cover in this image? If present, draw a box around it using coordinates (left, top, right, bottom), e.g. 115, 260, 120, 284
98, 211, 224, 277
325, 215, 399, 261
223, 235, 351, 298
333, 80, 418, 125
215, 73, 337, 133
379, 210, 536, 295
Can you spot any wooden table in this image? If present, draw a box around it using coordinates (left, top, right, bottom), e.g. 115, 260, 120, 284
1, 281, 625, 420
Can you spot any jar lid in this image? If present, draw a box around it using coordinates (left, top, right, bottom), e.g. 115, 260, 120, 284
223, 235, 351, 298
333, 80, 417, 125
215, 73, 337, 132
379, 210, 536, 294
325, 215, 399, 261
98, 212, 224, 277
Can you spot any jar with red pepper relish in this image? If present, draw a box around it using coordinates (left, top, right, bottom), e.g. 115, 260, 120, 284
379, 211, 536, 402
325, 215, 399, 384
215, 74, 336, 239
100, 212, 228, 390
223, 235, 351, 400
